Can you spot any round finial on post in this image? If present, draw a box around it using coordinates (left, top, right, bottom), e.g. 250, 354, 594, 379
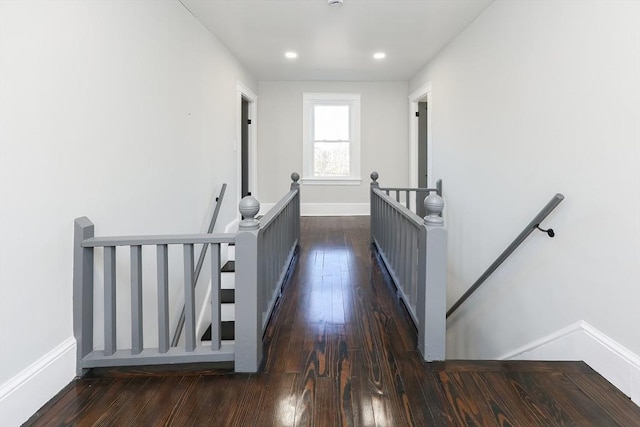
239, 196, 260, 229
424, 194, 444, 226
370, 171, 379, 188
290, 171, 300, 190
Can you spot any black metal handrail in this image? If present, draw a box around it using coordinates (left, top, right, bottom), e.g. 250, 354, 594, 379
446, 193, 564, 318
171, 183, 227, 347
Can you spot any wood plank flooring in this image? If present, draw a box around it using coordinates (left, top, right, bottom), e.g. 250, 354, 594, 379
25, 217, 640, 426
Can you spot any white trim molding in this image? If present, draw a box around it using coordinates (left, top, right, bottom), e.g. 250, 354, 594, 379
500, 321, 640, 405
236, 81, 259, 213
302, 92, 361, 184
301, 177, 361, 186
408, 82, 433, 188
0, 337, 76, 426
260, 202, 369, 217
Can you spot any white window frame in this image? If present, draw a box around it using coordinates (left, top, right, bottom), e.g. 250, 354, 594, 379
302, 93, 361, 185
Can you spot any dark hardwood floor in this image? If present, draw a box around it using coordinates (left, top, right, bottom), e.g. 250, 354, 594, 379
26, 217, 640, 426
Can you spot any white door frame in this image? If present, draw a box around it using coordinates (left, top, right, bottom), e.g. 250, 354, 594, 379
409, 82, 432, 188
236, 81, 258, 211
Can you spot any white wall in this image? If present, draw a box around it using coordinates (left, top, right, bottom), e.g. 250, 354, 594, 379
0, 1, 255, 424
409, 0, 639, 389
257, 81, 409, 213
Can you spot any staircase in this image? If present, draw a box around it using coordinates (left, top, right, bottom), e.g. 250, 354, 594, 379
201, 244, 236, 342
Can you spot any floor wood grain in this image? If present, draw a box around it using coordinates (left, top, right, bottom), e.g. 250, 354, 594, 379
25, 217, 640, 426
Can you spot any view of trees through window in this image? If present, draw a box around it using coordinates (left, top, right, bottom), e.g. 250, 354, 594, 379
313, 105, 350, 176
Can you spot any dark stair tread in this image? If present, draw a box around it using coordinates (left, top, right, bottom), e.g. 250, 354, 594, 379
220, 289, 235, 304
201, 321, 234, 341
221, 260, 235, 273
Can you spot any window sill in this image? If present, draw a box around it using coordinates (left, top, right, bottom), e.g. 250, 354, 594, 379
301, 177, 362, 186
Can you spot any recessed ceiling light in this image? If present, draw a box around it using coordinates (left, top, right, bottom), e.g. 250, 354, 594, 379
373, 52, 386, 60
285, 51, 298, 59
328, 0, 343, 7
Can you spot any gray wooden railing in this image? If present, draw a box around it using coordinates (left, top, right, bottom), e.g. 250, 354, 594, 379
231, 173, 301, 370
73, 174, 300, 375
370, 172, 447, 361
379, 180, 443, 217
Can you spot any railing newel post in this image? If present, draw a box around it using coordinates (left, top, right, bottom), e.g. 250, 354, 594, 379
424, 194, 445, 226
290, 171, 300, 191
73, 217, 94, 377
370, 172, 379, 243
292, 172, 301, 246
235, 195, 262, 372
418, 194, 447, 361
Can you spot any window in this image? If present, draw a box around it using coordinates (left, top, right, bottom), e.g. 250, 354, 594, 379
303, 93, 361, 185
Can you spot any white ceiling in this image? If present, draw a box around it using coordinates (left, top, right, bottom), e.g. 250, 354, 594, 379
180, 0, 494, 81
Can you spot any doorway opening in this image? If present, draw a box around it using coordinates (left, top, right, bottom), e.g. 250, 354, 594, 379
236, 82, 258, 212
241, 97, 250, 198
409, 82, 432, 217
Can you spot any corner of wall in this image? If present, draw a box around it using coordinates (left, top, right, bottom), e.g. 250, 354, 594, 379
300, 203, 369, 216
0, 337, 76, 426
501, 321, 640, 406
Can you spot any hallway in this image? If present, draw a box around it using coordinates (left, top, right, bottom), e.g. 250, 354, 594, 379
26, 217, 640, 426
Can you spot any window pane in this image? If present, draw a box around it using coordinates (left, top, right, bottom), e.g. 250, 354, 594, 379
314, 105, 349, 141
314, 142, 350, 176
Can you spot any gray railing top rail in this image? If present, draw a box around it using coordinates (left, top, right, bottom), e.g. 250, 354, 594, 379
259, 189, 298, 229
82, 233, 235, 247
446, 193, 565, 318
258, 173, 300, 229
378, 179, 443, 197
381, 187, 439, 192
372, 187, 424, 228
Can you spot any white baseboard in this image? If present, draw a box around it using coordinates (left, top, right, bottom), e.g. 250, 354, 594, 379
260, 202, 369, 217
0, 337, 76, 426
500, 321, 640, 405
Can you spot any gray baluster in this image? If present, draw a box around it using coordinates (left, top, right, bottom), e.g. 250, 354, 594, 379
411, 228, 418, 308
210, 243, 221, 351
131, 245, 143, 354
392, 210, 399, 275
257, 229, 264, 320
73, 217, 94, 376
104, 246, 116, 356
183, 244, 196, 352
401, 222, 408, 298
157, 244, 169, 353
